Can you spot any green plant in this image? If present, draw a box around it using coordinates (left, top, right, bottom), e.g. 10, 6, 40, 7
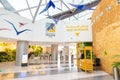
77, 42, 92, 49
4, 48, 16, 61
0, 52, 9, 62
112, 54, 120, 69
30, 46, 43, 57
112, 62, 120, 68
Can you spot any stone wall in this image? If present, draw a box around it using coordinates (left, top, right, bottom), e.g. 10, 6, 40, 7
92, 0, 120, 74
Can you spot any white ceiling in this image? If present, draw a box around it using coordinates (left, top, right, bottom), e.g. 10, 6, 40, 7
0, 0, 97, 45
5, 0, 96, 21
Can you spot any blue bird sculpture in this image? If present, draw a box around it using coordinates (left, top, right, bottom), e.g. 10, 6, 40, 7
45, 15, 58, 24
39, 0, 55, 14
4, 19, 31, 35
69, 3, 95, 11
45, 14, 68, 24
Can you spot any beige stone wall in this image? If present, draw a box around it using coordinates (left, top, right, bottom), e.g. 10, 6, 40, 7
92, 0, 120, 74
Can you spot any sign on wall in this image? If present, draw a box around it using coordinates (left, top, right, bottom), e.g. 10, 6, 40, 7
65, 25, 88, 31
65, 25, 88, 37
45, 22, 56, 37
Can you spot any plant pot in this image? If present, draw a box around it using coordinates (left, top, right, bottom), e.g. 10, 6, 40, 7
113, 67, 120, 80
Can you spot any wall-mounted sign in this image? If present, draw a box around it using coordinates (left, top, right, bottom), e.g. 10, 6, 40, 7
65, 25, 88, 32
46, 22, 56, 37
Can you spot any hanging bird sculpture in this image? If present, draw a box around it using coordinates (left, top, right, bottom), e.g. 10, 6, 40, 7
39, 0, 55, 14
4, 19, 31, 35
69, 3, 95, 11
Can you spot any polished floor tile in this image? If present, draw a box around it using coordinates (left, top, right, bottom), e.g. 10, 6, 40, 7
0, 68, 76, 79
72, 75, 114, 80
6, 71, 110, 80
0, 61, 113, 80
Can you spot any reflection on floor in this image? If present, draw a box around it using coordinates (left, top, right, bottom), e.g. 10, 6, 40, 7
72, 75, 114, 80
0, 61, 114, 80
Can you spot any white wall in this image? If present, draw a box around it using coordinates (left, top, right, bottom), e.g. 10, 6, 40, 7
28, 18, 65, 42
63, 20, 92, 42
0, 8, 92, 43
0, 8, 32, 41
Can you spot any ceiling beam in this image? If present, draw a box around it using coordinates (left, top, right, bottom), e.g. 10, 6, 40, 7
26, 0, 34, 18
53, 0, 101, 20
60, 0, 78, 20
32, 0, 42, 23
0, 0, 16, 12
14, 0, 60, 13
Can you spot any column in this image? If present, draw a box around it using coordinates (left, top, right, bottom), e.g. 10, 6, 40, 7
46, 47, 51, 60
51, 44, 58, 63
64, 46, 69, 63
57, 52, 61, 68
15, 40, 29, 66
69, 46, 72, 70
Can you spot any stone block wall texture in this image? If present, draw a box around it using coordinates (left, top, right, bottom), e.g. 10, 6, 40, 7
92, 0, 120, 74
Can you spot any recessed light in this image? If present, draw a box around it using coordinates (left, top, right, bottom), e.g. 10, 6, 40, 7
106, 5, 111, 11
100, 11, 103, 16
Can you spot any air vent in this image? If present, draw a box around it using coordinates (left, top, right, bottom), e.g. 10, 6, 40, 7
116, 0, 120, 4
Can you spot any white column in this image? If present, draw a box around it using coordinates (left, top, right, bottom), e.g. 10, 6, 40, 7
15, 41, 29, 66
69, 50, 72, 71
62, 48, 66, 64
57, 52, 61, 68
51, 44, 58, 63
64, 46, 69, 62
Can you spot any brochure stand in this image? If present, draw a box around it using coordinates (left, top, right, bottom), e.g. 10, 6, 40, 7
21, 54, 28, 67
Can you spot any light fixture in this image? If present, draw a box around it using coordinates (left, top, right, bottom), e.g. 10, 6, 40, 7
99, 11, 103, 16
96, 16, 98, 20
106, 5, 111, 11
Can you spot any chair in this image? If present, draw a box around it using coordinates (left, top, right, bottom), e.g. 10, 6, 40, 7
93, 58, 100, 70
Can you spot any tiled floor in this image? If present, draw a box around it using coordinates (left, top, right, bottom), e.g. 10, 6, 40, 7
0, 61, 114, 80
72, 75, 114, 80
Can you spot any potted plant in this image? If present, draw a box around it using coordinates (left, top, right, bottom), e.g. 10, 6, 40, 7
112, 54, 120, 80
